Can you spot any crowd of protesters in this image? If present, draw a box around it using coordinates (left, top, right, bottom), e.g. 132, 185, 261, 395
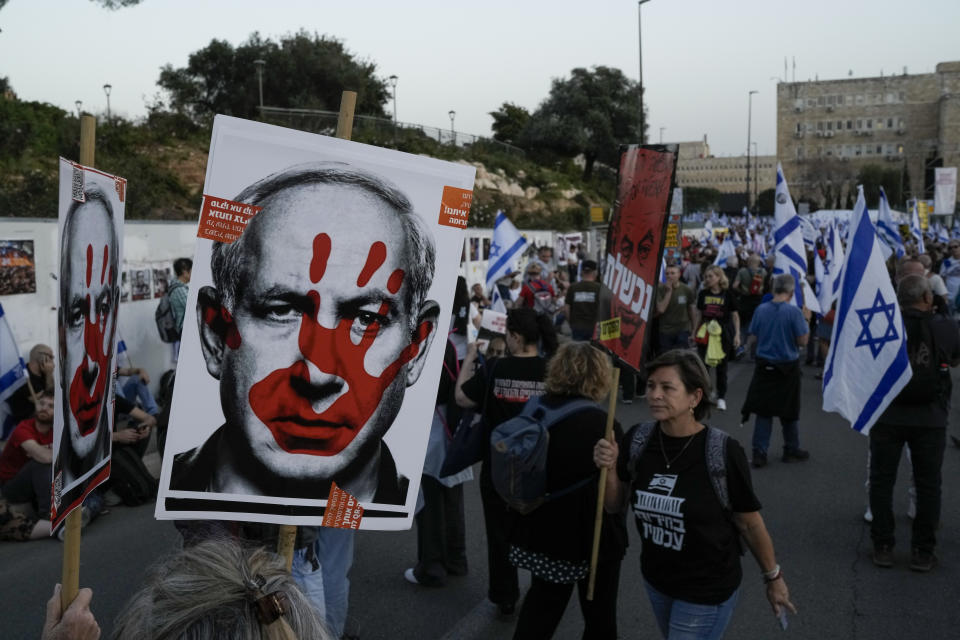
4, 214, 960, 639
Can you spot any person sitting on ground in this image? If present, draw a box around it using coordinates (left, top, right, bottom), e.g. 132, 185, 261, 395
45, 539, 334, 640
117, 365, 160, 418
0, 390, 56, 539
509, 342, 627, 640
593, 350, 796, 639
5, 344, 55, 440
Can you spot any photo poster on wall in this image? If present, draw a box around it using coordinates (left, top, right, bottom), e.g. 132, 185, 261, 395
0, 240, 37, 295
51, 157, 126, 530
156, 116, 476, 531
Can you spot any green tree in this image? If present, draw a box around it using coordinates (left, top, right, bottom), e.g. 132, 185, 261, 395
489, 102, 529, 146
757, 188, 776, 214
519, 66, 645, 180
157, 31, 389, 124
682, 187, 723, 213
857, 163, 903, 208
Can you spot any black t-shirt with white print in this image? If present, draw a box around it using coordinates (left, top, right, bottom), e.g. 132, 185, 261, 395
460, 355, 547, 461
617, 424, 762, 605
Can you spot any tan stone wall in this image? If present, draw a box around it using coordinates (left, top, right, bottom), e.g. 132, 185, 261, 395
776, 64, 960, 205
674, 153, 777, 204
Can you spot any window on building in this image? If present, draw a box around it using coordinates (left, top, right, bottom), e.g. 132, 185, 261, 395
888, 118, 894, 128
817, 121, 824, 130
828, 95, 835, 105
899, 91, 906, 102
827, 121, 833, 130
846, 95, 854, 105
856, 95, 865, 105
867, 119, 873, 129
847, 120, 853, 129
808, 98, 816, 107
866, 146, 873, 155
898, 118, 905, 129
797, 146, 804, 159
857, 119, 863, 129
855, 145, 862, 156
876, 120, 884, 129
796, 123, 802, 133
837, 120, 843, 129
818, 96, 825, 106
897, 145, 904, 154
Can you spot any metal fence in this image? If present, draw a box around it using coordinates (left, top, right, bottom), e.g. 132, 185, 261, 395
257, 106, 525, 156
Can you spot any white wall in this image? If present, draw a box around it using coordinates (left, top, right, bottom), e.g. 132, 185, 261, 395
0, 218, 198, 391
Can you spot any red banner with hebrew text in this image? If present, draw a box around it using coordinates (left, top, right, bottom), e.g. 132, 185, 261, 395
594, 145, 678, 371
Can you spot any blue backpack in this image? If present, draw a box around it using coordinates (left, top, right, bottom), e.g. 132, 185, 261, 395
490, 396, 601, 514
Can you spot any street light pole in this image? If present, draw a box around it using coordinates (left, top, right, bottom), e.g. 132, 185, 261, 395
659, 127, 665, 144
638, 0, 651, 144
448, 110, 456, 146
752, 141, 759, 213
102, 84, 112, 121
389, 75, 398, 145
253, 59, 265, 112
746, 89, 758, 212
75, 100, 82, 118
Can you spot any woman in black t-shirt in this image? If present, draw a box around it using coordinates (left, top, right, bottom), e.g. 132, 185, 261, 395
594, 350, 795, 639
509, 342, 627, 640
696, 265, 740, 412
455, 308, 556, 615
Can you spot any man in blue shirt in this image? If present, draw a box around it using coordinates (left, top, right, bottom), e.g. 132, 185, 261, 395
741, 274, 811, 468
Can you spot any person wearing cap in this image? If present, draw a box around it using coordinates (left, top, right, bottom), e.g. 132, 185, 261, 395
563, 260, 601, 341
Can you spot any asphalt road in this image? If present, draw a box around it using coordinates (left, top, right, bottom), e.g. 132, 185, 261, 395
3, 359, 959, 639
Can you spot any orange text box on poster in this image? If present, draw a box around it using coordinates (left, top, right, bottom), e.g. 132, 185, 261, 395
438, 186, 473, 228
197, 195, 263, 244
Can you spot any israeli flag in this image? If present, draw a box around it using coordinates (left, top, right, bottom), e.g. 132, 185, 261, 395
772, 164, 807, 306
485, 211, 527, 289
489, 287, 508, 314
713, 236, 736, 268
799, 216, 818, 250
0, 303, 27, 438
816, 221, 844, 311
910, 202, 925, 254
660, 256, 667, 283
0, 303, 27, 403
876, 187, 905, 258
937, 224, 950, 244
822, 187, 912, 435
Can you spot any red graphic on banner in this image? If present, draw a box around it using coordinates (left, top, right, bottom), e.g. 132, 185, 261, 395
595, 146, 677, 371
197, 195, 263, 244
322, 482, 364, 529
69, 243, 113, 435
248, 235, 432, 456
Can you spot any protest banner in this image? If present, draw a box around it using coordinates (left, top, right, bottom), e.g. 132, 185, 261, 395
593, 145, 678, 371
480, 308, 507, 335
156, 113, 476, 532
54, 115, 126, 608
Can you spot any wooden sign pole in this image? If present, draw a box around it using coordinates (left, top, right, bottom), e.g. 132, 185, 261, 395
60, 114, 97, 609
586, 366, 620, 601
277, 90, 358, 572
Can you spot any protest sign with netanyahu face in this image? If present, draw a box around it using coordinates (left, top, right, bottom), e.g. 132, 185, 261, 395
594, 145, 677, 371
156, 116, 475, 530
52, 158, 126, 529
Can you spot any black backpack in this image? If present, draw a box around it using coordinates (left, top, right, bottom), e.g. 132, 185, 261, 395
155, 281, 185, 343
896, 313, 947, 405
110, 446, 158, 506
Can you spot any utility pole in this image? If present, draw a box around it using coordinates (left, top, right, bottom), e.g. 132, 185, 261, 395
746, 90, 758, 212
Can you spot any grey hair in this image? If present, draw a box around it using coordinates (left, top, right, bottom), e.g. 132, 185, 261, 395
772, 273, 795, 295
210, 162, 436, 321
897, 274, 931, 307
58, 183, 120, 311
111, 539, 333, 640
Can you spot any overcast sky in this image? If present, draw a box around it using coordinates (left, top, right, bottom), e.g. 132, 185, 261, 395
2, 0, 958, 157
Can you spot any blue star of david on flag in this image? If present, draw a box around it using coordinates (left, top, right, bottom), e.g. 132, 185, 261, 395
854, 291, 899, 358
488, 242, 502, 260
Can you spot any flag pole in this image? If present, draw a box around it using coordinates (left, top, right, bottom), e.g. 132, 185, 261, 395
61, 114, 97, 610
276, 90, 358, 572
587, 366, 620, 601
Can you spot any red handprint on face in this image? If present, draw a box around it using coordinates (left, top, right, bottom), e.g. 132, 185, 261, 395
68, 244, 115, 435
248, 234, 431, 455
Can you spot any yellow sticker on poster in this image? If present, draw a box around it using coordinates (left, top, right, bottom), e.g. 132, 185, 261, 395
599, 317, 621, 340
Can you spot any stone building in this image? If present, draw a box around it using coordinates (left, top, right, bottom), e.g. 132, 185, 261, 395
672, 136, 777, 210
776, 61, 960, 208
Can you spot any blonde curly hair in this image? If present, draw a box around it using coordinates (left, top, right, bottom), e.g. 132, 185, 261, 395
545, 342, 613, 402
